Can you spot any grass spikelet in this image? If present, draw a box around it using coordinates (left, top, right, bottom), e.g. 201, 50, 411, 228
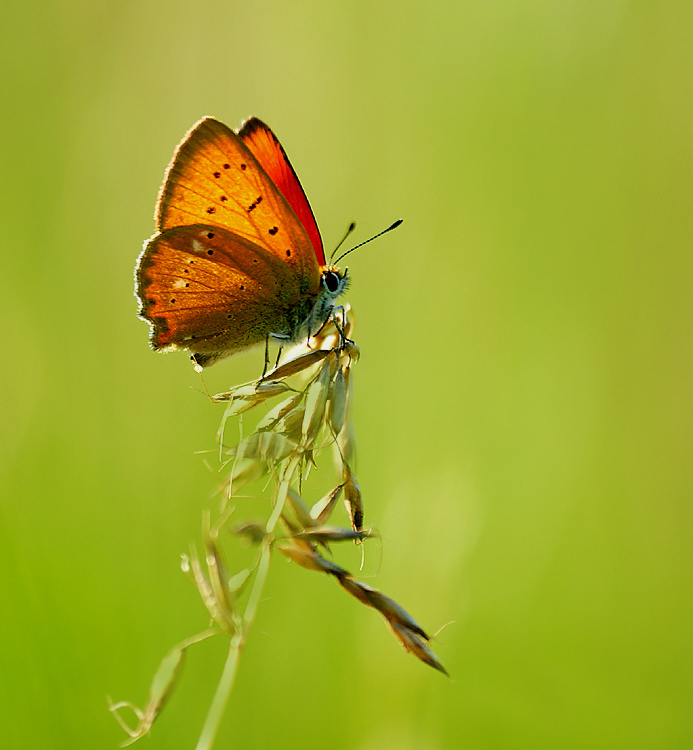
385, 622, 450, 677
229, 431, 298, 463
293, 526, 373, 543
260, 348, 331, 381
222, 458, 264, 498
310, 484, 344, 524
301, 351, 336, 447
271, 404, 305, 440
337, 419, 356, 467
256, 392, 304, 431
328, 365, 348, 435
287, 487, 317, 530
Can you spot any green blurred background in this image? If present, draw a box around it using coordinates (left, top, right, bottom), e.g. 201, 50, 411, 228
1, 1, 691, 747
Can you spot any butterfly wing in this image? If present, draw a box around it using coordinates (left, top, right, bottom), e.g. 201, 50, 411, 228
155, 117, 319, 295
238, 117, 325, 266
137, 224, 313, 366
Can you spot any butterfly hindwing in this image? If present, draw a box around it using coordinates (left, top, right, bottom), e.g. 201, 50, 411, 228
137, 224, 310, 361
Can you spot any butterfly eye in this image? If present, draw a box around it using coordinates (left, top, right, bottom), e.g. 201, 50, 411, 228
324, 271, 341, 293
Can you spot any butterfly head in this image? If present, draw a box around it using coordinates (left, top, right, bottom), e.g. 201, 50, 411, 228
321, 264, 349, 299
301, 264, 348, 339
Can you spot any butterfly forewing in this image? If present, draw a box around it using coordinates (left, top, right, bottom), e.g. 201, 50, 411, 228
155, 117, 319, 294
137, 225, 308, 359
239, 118, 325, 266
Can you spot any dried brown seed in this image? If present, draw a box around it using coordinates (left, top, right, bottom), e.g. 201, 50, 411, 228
360, 587, 429, 639
337, 575, 372, 605
334, 577, 446, 675
386, 621, 449, 676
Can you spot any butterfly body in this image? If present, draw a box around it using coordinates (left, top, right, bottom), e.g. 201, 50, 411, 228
136, 116, 347, 367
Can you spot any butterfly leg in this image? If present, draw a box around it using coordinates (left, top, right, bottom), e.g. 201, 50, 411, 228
265, 331, 291, 376
262, 335, 270, 378
331, 306, 353, 348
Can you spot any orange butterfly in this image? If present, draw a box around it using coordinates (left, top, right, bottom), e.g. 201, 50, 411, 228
135, 117, 348, 368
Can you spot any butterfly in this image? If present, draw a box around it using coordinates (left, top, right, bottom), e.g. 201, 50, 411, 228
135, 116, 349, 369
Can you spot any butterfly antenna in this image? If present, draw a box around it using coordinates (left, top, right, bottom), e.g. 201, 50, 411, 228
328, 221, 357, 264
333, 219, 403, 265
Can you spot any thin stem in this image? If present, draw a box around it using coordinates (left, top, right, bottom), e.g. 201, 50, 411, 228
194, 635, 242, 750
265, 455, 300, 534
244, 541, 271, 625
194, 453, 301, 750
